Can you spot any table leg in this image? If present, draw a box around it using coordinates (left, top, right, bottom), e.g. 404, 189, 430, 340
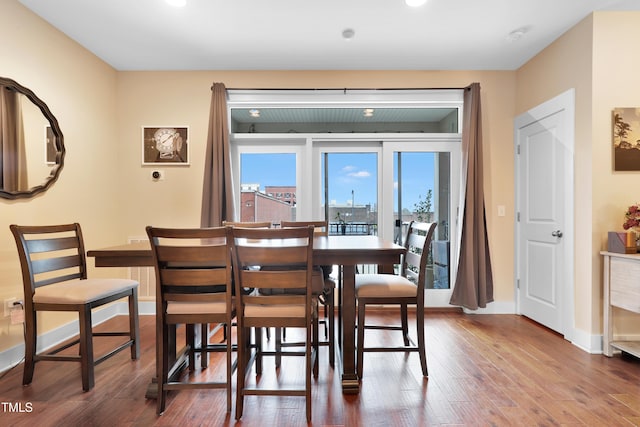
145, 323, 190, 399
340, 264, 359, 394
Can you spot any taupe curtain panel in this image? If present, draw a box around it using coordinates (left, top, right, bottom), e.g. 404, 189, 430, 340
449, 83, 494, 310
0, 85, 27, 192
200, 82, 235, 227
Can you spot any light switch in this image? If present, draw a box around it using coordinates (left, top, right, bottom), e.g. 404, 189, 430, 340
497, 205, 506, 217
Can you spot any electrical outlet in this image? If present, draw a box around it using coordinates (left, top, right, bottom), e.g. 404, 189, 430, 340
4, 298, 17, 317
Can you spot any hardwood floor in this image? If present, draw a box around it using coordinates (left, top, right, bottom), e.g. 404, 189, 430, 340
1, 311, 640, 426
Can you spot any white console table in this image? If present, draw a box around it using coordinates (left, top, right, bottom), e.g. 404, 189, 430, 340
602, 251, 640, 357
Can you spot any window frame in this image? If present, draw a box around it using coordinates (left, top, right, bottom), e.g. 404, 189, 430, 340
228, 89, 463, 306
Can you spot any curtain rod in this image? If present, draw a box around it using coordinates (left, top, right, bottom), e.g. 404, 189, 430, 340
218, 87, 467, 92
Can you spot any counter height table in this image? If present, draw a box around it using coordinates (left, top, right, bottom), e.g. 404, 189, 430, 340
88, 234, 406, 394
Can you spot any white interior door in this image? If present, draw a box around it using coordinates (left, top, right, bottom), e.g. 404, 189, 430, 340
515, 90, 574, 337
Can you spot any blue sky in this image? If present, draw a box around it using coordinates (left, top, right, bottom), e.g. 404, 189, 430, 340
240, 152, 435, 211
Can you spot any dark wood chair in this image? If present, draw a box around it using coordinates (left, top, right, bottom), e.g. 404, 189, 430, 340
10, 223, 140, 392
228, 225, 317, 422
280, 220, 335, 367
355, 221, 437, 378
146, 226, 235, 415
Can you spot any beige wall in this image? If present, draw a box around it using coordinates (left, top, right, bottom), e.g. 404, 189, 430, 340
517, 11, 640, 336
0, 1, 121, 351
591, 11, 640, 334
516, 15, 595, 335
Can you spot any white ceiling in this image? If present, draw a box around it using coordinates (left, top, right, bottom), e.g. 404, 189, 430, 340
19, 0, 640, 71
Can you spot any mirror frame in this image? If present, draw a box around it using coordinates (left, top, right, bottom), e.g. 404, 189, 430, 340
0, 77, 65, 200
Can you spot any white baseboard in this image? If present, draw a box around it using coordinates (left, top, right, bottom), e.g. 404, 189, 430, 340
570, 327, 601, 354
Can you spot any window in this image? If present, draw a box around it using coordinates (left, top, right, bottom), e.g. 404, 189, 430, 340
228, 89, 462, 306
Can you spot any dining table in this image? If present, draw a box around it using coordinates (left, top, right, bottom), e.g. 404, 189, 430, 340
87, 234, 406, 394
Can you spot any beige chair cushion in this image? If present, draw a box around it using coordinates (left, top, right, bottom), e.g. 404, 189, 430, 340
167, 301, 228, 315
245, 304, 306, 318
33, 278, 138, 305
355, 274, 417, 298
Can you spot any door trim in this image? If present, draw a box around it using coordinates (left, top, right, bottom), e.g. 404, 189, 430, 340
514, 88, 575, 342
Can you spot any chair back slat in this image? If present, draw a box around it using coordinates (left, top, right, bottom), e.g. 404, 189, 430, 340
240, 269, 308, 290
156, 243, 227, 264
30, 254, 83, 276
222, 221, 272, 229
281, 220, 328, 236
25, 236, 79, 254
160, 268, 227, 287
234, 245, 307, 268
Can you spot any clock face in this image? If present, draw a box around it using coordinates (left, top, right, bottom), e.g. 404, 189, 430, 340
154, 128, 179, 155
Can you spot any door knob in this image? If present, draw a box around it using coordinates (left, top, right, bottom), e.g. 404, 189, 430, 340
551, 230, 563, 238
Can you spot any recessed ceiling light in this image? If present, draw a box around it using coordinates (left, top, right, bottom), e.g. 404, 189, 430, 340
405, 0, 428, 7
166, 0, 186, 7
249, 109, 260, 118
506, 27, 529, 42
342, 28, 355, 40
363, 108, 374, 117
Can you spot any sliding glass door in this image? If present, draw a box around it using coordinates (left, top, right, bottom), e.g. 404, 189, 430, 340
319, 150, 379, 236
382, 138, 460, 304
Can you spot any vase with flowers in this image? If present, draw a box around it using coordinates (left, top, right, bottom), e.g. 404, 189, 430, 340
622, 203, 640, 249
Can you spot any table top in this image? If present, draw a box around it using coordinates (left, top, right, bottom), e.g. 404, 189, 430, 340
87, 234, 405, 268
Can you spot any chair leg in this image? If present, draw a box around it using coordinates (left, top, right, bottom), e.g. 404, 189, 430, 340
328, 290, 335, 368
129, 290, 140, 360
312, 307, 319, 379
236, 326, 247, 420
225, 322, 232, 413
186, 324, 196, 371
78, 306, 95, 392
23, 310, 37, 386
255, 327, 263, 375
356, 301, 366, 379
400, 303, 410, 346
200, 323, 209, 368
306, 323, 312, 423
157, 323, 169, 415
416, 306, 428, 377
275, 327, 282, 368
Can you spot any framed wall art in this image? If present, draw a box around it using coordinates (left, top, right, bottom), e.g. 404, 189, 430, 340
45, 125, 56, 164
613, 108, 640, 171
142, 126, 189, 165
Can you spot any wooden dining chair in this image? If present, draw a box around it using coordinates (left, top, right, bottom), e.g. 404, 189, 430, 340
280, 220, 335, 367
10, 223, 140, 392
355, 221, 436, 378
228, 225, 317, 422
218, 221, 272, 342
146, 226, 235, 415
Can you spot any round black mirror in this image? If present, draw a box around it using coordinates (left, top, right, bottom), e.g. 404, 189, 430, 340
0, 77, 64, 199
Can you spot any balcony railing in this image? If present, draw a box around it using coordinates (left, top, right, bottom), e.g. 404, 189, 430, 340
328, 222, 377, 236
